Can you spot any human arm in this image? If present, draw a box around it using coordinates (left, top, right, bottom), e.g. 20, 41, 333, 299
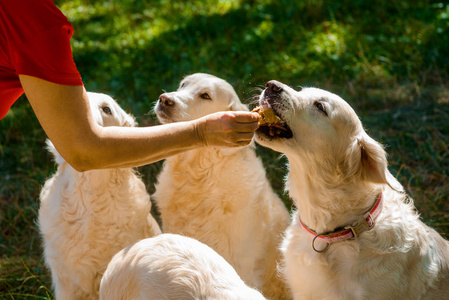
20, 75, 259, 172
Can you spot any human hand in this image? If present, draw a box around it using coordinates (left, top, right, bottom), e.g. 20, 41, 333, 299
194, 111, 260, 148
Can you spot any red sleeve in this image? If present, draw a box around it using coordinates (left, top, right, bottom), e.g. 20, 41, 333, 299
0, 0, 83, 118
12, 23, 83, 86
0, 0, 83, 86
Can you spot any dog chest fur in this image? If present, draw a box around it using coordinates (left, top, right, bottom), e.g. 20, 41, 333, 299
153, 146, 288, 289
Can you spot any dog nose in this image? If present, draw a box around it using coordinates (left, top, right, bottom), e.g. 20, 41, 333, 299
159, 94, 175, 107
265, 80, 283, 94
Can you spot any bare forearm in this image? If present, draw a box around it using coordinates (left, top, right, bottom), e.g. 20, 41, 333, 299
20, 75, 259, 172
72, 121, 201, 171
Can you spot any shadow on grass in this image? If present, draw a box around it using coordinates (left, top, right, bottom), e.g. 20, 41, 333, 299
69, 0, 448, 114
0, 256, 53, 299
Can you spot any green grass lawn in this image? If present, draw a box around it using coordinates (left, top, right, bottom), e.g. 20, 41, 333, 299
1, 0, 448, 298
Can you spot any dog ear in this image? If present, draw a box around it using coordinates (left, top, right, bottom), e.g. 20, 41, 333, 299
230, 101, 249, 111
122, 113, 137, 127
46, 139, 65, 165
344, 132, 404, 191
227, 90, 249, 112
357, 133, 388, 184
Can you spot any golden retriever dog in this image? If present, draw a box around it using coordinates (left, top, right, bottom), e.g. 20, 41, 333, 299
254, 80, 449, 300
100, 233, 267, 300
38, 92, 161, 300
152, 73, 291, 299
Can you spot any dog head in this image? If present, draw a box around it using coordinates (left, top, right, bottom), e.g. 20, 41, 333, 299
154, 73, 248, 124
255, 80, 394, 187
87, 92, 136, 128
47, 92, 136, 164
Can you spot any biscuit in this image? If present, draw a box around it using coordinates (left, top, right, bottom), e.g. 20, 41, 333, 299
252, 106, 283, 125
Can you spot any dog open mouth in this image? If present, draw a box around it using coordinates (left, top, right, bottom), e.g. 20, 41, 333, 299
253, 105, 293, 139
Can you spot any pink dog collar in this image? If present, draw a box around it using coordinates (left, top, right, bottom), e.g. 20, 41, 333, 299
299, 192, 383, 252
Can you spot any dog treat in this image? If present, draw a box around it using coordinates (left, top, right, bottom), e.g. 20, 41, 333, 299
252, 105, 284, 126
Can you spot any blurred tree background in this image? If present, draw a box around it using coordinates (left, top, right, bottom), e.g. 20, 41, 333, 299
1, 0, 448, 298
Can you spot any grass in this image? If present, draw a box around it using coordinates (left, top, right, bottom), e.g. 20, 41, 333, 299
1, 0, 448, 298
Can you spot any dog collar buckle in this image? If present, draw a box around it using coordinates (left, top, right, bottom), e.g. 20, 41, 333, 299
343, 225, 358, 240
345, 211, 376, 239
365, 212, 375, 228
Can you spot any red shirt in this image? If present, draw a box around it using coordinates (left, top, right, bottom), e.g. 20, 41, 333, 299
0, 0, 83, 119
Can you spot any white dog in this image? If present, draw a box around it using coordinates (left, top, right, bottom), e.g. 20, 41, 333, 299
100, 233, 267, 300
39, 92, 161, 300
254, 80, 449, 300
152, 73, 291, 299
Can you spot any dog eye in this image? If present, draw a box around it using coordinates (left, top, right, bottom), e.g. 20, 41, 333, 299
200, 93, 211, 100
180, 82, 186, 89
102, 106, 112, 115
314, 101, 327, 116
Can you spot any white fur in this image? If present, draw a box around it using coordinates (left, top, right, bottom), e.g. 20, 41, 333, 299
153, 73, 291, 299
100, 233, 267, 300
38, 92, 161, 300
255, 82, 449, 300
